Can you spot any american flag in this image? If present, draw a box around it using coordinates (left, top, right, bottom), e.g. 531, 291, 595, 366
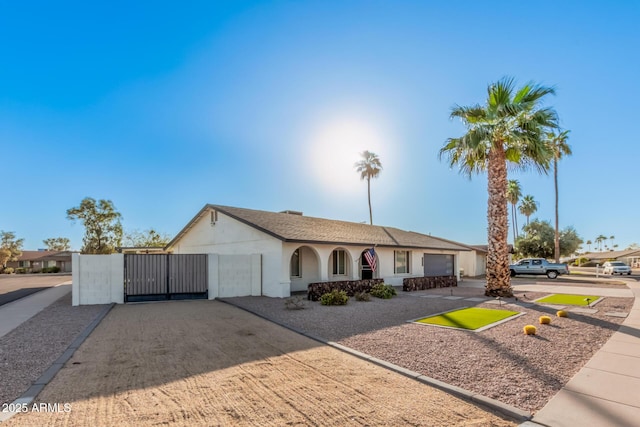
364, 248, 377, 272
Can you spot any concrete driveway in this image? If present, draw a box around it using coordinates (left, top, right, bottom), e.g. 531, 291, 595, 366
0, 275, 71, 306
5, 300, 514, 427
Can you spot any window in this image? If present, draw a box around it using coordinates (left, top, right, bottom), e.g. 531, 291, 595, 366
395, 250, 410, 274
290, 249, 301, 277
332, 250, 346, 275
518, 260, 530, 266
532, 259, 542, 266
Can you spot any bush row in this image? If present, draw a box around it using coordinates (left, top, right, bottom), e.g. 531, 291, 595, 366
1, 266, 61, 274
307, 278, 384, 301
319, 283, 397, 305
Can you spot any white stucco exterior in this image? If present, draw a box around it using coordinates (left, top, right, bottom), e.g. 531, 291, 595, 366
72, 253, 124, 306
168, 208, 467, 298
459, 250, 487, 278
171, 211, 286, 297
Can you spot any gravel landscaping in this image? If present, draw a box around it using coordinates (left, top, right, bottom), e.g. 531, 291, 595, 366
224, 284, 634, 413
0, 294, 106, 406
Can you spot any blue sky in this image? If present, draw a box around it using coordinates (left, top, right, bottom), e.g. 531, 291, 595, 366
1, 1, 638, 251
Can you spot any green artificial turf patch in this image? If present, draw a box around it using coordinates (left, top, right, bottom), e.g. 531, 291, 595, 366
414, 307, 520, 331
536, 294, 600, 306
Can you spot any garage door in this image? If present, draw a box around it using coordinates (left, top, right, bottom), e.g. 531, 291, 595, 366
424, 254, 454, 277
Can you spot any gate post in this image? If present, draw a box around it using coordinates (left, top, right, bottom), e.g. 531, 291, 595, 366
208, 254, 219, 300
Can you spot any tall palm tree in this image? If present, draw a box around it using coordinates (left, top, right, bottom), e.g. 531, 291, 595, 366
610, 235, 615, 249
354, 150, 383, 225
506, 180, 522, 244
546, 129, 572, 263
586, 239, 592, 252
518, 195, 538, 226
439, 77, 558, 297
595, 235, 607, 251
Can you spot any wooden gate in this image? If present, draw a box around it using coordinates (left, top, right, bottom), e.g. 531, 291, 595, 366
124, 254, 208, 302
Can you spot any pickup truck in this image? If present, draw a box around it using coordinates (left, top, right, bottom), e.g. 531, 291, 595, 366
509, 258, 569, 279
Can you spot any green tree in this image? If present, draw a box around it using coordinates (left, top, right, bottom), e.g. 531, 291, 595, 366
546, 129, 572, 262
595, 234, 607, 251
0, 231, 24, 268
516, 220, 583, 259
124, 229, 171, 248
518, 195, 538, 226
439, 77, 558, 296
67, 198, 123, 254
506, 180, 522, 244
354, 150, 383, 225
585, 239, 592, 252
43, 237, 71, 251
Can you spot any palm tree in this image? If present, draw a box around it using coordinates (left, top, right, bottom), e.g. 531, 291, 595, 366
595, 235, 607, 251
546, 129, 572, 263
506, 180, 522, 244
610, 235, 615, 249
439, 77, 558, 297
586, 239, 592, 252
354, 150, 383, 225
518, 195, 538, 226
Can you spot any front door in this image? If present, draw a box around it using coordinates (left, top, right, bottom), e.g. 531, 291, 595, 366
361, 251, 373, 279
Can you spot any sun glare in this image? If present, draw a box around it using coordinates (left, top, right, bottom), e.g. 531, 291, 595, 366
307, 115, 389, 195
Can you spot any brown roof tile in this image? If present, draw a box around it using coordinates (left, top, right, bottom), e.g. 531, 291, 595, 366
168, 204, 470, 251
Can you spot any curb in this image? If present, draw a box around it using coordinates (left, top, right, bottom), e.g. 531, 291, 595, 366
220, 299, 532, 423
0, 303, 115, 423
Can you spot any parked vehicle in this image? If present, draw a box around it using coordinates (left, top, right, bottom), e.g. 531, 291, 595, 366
509, 258, 570, 279
602, 261, 632, 275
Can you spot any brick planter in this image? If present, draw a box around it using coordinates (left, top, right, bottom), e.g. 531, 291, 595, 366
402, 276, 457, 292
307, 279, 385, 301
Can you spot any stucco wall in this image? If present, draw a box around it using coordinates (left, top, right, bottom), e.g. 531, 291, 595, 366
172, 211, 286, 297
72, 253, 124, 306
459, 250, 487, 277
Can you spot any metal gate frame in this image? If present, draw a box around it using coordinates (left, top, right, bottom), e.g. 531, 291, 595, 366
124, 254, 208, 302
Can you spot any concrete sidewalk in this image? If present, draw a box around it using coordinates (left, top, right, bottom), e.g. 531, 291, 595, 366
0, 282, 71, 338
529, 279, 640, 427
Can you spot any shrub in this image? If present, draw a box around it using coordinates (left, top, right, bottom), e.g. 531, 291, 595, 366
523, 325, 537, 335
16, 268, 27, 274
573, 257, 589, 266
557, 310, 568, 318
3, 267, 14, 274
42, 266, 61, 273
539, 316, 552, 325
370, 283, 397, 299
320, 290, 349, 306
354, 291, 371, 302
284, 296, 306, 310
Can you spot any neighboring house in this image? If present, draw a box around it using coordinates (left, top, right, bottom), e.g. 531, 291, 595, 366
7, 250, 73, 273
166, 204, 471, 298
582, 249, 640, 268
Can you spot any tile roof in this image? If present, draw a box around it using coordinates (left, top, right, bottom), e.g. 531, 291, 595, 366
16, 251, 73, 261
168, 204, 470, 251
582, 249, 640, 260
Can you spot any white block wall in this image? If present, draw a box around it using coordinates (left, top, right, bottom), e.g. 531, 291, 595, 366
209, 254, 262, 298
72, 253, 124, 306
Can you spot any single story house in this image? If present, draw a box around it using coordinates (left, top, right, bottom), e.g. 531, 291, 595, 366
165, 204, 471, 298
458, 244, 515, 278
8, 250, 73, 273
581, 249, 640, 268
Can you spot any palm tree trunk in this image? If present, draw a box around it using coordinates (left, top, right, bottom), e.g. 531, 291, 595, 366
486, 145, 513, 297
554, 157, 560, 263
367, 177, 373, 225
